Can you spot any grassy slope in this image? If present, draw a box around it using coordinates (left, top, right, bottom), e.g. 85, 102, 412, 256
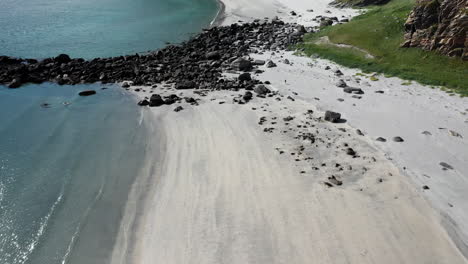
299, 0, 468, 96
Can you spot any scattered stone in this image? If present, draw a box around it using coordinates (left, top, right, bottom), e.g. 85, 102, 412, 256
335, 79, 347, 88
121, 82, 130, 88
174, 106, 184, 112
328, 176, 343, 186
266, 60, 277, 68
356, 129, 364, 136
243, 91, 253, 101
376, 137, 387, 142
137, 99, 150, 106
439, 162, 454, 170
422, 185, 430, 190
78, 90, 96, 96
375, 90, 384, 94
449, 130, 463, 138
422, 131, 432, 135
149, 94, 165, 107
254, 84, 270, 95
393, 136, 404, 142
345, 148, 356, 156
343, 87, 364, 94
324, 111, 341, 123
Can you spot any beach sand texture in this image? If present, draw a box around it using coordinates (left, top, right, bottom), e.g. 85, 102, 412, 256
111, 0, 468, 263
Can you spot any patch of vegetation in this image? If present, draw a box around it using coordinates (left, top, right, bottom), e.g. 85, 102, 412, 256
298, 0, 468, 96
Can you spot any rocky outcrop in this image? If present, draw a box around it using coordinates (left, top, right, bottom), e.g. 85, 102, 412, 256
402, 0, 468, 59
331, 0, 390, 8
0, 20, 306, 89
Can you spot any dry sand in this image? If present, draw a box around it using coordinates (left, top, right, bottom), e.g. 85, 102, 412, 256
110, 0, 468, 263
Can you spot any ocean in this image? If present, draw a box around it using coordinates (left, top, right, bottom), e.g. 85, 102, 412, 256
0, 0, 219, 59
0, 0, 218, 263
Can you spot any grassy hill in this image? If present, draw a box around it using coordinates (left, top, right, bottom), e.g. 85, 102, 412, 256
299, 0, 468, 96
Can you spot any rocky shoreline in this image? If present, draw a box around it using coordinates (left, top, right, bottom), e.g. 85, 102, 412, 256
0, 19, 307, 91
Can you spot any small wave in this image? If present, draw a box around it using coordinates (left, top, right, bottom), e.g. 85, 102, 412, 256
19, 187, 65, 264
60, 177, 106, 264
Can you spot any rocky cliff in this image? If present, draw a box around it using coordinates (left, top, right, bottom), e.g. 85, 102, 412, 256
402, 0, 467, 60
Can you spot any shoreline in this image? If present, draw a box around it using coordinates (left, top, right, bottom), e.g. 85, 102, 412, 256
109, 0, 468, 262
210, 0, 226, 28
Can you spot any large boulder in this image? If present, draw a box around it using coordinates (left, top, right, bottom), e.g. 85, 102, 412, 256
402, 0, 467, 59
149, 94, 165, 107
55, 54, 71, 64
78, 90, 96, 96
324, 111, 342, 123
231, 58, 252, 71
253, 84, 271, 95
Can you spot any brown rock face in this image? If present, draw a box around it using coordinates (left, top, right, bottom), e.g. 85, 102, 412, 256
402, 0, 468, 60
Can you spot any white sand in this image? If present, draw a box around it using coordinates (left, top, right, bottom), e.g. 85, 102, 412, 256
111, 0, 468, 263
250, 49, 468, 255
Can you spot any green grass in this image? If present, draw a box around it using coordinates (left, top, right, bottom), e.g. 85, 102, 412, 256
298, 0, 468, 96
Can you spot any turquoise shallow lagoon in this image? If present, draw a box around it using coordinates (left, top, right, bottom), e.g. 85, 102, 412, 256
0, 0, 218, 262
0, 0, 219, 59
0, 84, 152, 264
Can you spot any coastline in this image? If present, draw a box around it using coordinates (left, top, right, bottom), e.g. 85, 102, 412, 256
210, 0, 226, 27
102, 0, 467, 263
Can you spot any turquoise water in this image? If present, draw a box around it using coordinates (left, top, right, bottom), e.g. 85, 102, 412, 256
0, 0, 219, 59
0, 84, 151, 264
0, 0, 218, 263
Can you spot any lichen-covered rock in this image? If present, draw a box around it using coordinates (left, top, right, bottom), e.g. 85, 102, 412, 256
402, 0, 467, 60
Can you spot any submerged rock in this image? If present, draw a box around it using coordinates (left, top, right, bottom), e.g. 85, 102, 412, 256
78, 90, 96, 96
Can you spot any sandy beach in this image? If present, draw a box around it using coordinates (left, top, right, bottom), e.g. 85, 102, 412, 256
111, 0, 468, 263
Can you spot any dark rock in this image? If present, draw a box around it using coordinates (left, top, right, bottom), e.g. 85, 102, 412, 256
243, 91, 253, 101
138, 99, 150, 106
175, 81, 196, 90
343, 87, 364, 94
231, 58, 252, 71
205, 51, 221, 60
324, 111, 341, 123
266, 60, 277, 68
423, 185, 430, 190
149, 94, 165, 107
376, 137, 387, 142
440, 162, 454, 170
328, 175, 343, 186
122, 82, 130, 88
336, 79, 347, 88
393, 136, 404, 142
55, 54, 71, 64
253, 84, 270, 95
174, 106, 184, 112
78, 90, 96, 96
238, 72, 252, 82
8, 79, 22, 89
356, 129, 364, 136
345, 148, 356, 156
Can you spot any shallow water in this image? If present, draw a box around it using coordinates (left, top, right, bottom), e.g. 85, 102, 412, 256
0, 84, 151, 264
0, 0, 219, 59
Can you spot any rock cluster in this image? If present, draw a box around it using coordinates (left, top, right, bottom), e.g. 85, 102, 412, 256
331, 0, 390, 8
402, 0, 467, 59
0, 20, 306, 89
